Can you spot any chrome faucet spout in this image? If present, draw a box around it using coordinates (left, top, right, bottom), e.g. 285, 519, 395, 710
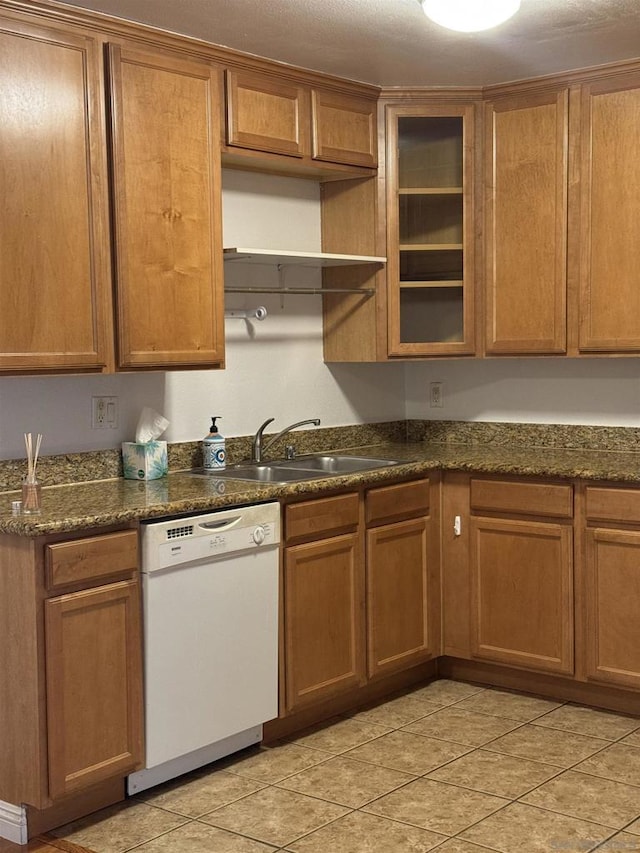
251, 418, 321, 463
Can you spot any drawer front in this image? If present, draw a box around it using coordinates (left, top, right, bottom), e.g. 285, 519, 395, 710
46, 530, 138, 590
366, 479, 429, 526
285, 493, 359, 544
471, 478, 573, 519
585, 486, 640, 524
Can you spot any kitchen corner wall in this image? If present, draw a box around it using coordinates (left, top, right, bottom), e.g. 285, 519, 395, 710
2, 170, 639, 461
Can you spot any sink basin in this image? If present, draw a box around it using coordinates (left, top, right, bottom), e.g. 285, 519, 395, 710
279, 454, 401, 474
189, 454, 403, 483
190, 464, 321, 483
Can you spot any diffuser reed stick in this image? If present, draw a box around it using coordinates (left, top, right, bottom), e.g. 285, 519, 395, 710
22, 432, 43, 513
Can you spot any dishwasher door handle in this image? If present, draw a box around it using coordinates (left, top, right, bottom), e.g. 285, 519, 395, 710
198, 516, 242, 531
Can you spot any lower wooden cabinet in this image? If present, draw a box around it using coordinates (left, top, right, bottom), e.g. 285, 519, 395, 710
45, 579, 143, 799
582, 486, 640, 689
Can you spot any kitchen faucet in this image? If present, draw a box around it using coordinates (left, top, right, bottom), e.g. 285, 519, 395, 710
251, 417, 321, 463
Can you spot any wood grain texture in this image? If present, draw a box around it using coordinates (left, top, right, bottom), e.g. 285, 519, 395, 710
46, 530, 138, 590
108, 44, 224, 368
366, 478, 429, 526
470, 477, 573, 519
441, 472, 472, 658
285, 492, 359, 544
312, 89, 377, 167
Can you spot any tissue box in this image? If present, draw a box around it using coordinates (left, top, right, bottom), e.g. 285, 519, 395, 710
122, 441, 168, 481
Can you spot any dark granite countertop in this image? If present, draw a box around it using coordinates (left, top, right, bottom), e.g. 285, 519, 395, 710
2, 439, 640, 537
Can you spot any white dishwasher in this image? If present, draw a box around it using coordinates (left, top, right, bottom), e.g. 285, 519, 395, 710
127, 502, 280, 794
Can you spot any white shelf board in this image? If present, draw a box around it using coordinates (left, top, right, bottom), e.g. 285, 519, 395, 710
223, 247, 386, 267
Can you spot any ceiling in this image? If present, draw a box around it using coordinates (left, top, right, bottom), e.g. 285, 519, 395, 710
63, 0, 640, 87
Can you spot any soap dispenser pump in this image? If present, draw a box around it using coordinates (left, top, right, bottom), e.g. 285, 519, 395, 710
203, 417, 226, 472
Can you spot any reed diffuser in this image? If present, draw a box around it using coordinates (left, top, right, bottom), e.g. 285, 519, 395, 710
22, 432, 43, 514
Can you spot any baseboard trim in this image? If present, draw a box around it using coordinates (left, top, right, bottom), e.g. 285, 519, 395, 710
0, 800, 28, 845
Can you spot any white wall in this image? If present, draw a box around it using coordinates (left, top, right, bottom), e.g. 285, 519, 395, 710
0, 171, 406, 460
405, 358, 640, 426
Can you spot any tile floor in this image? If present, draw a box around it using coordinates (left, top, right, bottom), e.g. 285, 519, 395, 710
50, 680, 640, 853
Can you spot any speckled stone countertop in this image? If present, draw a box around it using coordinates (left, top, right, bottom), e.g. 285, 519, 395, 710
3, 423, 640, 536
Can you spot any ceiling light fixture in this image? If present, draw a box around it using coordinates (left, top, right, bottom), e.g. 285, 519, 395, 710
420, 0, 521, 32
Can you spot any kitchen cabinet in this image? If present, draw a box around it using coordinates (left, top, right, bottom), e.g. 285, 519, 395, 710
581, 485, 640, 689
448, 476, 574, 676
573, 71, 640, 353
283, 493, 365, 712
108, 44, 225, 369
0, 14, 113, 373
365, 478, 440, 678
386, 102, 478, 357
224, 68, 377, 173
0, 528, 142, 819
483, 88, 568, 355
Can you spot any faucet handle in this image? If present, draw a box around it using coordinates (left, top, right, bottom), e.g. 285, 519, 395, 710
285, 444, 296, 460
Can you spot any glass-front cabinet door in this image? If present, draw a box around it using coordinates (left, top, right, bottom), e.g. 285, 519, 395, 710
386, 103, 476, 356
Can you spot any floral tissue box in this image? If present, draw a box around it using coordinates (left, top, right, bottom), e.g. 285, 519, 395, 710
122, 441, 168, 480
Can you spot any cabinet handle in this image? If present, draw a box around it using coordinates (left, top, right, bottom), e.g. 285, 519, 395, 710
454, 515, 462, 537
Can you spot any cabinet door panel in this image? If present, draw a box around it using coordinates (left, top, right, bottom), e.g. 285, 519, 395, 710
109, 45, 224, 368
584, 528, 640, 689
45, 580, 143, 799
312, 90, 376, 167
484, 91, 568, 354
470, 517, 573, 674
0, 18, 112, 372
577, 74, 640, 351
367, 517, 435, 678
284, 533, 364, 712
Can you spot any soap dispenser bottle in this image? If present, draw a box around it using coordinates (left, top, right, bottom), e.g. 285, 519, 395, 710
203, 417, 226, 472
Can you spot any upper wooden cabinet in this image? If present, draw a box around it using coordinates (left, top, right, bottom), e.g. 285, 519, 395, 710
573, 71, 640, 353
108, 45, 225, 369
224, 68, 377, 171
484, 89, 569, 355
386, 102, 477, 357
0, 16, 113, 373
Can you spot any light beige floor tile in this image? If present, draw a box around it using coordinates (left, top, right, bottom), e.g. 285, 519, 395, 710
407, 679, 486, 707
628, 818, 640, 836
200, 786, 349, 848
622, 731, 640, 748
434, 840, 501, 853
459, 802, 612, 853
402, 707, 522, 747
532, 703, 640, 741
276, 754, 414, 807
427, 747, 560, 798
486, 723, 609, 767
596, 832, 640, 851
131, 821, 277, 852
351, 693, 442, 728
521, 769, 640, 828
345, 729, 470, 775
574, 743, 640, 787
138, 769, 265, 817
454, 688, 563, 722
50, 801, 188, 853
287, 716, 391, 754
225, 741, 333, 783
286, 809, 446, 852
362, 777, 508, 835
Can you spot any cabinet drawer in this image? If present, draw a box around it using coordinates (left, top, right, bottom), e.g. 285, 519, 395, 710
470, 478, 573, 519
285, 493, 359, 544
46, 530, 138, 590
585, 486, 640, 524
366, 479, 429, 526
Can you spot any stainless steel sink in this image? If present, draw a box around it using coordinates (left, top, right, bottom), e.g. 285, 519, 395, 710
279, 455, 401, 474
189, 454, 402, 483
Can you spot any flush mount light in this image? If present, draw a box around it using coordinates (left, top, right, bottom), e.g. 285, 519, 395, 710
420, 0, 521, 32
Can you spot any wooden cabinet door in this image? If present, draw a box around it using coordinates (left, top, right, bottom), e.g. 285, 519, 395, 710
470, 517, 574, 674
584, 527, 640, 689
45, 580, 143, 799
226, 69, 309, 157
0, 16, 112, 373
386, 102, 477, 357
484, 90, 568, 354
284, 533, 364, 712
108, 45, 224, 369
576, 72, 640, 352
366, 516, 436, 679
312, 90, 377, 167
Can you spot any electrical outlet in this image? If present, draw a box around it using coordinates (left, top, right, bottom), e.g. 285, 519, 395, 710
430, 381, 444, 408
92, 396, 119, 429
